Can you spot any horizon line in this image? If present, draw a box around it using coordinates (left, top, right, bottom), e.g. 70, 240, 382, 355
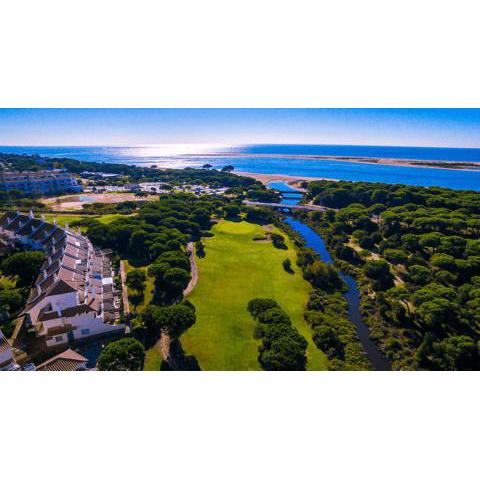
1, 142, 480, 150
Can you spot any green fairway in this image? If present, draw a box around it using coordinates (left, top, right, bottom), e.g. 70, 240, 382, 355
44, 213, 125, 229
181, 220, 328, 371
144, 345, 163, 371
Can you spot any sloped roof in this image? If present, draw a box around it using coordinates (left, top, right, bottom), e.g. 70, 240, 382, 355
36, 349, 88, 372
38, 303, 95, 322
48, 279, 78, 296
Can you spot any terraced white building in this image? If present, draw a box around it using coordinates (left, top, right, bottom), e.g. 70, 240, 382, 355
0, 211, 124, 351
0, 169, 82, 196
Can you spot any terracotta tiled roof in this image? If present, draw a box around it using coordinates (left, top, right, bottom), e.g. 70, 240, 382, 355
36, 349, 88, 371
48, 279, 78, 296
38, 303, 95, 322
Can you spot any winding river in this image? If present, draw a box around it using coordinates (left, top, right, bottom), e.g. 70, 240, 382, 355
269, 181, 391, 371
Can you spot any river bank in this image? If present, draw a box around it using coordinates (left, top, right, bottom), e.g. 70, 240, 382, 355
272, 180, 390, 370
235, 171, 337, 186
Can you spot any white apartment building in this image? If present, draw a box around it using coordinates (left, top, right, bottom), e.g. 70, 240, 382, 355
0, 169, 82, 196
0, 211, 125, 351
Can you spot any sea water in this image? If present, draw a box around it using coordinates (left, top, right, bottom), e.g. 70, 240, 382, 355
2, 144, 480, 191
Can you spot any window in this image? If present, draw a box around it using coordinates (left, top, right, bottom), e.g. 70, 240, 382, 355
55, 335, 64, 343
81, 329, 90, 336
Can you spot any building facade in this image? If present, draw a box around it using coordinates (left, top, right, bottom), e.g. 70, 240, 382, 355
0, 170, 82, 196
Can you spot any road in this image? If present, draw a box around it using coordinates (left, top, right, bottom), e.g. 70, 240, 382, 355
119, 260, 130, 316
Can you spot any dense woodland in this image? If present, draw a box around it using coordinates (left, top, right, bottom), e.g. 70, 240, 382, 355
301, 180, 480, 370
0, 250, 45, 336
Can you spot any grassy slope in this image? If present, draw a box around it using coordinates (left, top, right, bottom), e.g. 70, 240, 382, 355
143, 346, 163, 371
43, 213, 124, 228
181, 220, 328, 371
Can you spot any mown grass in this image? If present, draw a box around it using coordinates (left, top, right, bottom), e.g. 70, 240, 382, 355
43, 213, 125, 230
181, 220, 328, 371
143, 345, 163, 371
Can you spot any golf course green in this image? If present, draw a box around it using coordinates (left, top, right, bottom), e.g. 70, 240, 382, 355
181, 220, 328, 370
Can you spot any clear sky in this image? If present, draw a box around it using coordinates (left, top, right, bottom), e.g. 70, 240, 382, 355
0, 109, 479, 148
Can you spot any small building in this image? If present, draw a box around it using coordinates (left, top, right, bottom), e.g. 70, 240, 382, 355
124, 183, 141, 191
36, 349, 88, 371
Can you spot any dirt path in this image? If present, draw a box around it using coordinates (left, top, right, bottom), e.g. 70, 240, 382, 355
183, 242, 198, 296
157, 333, 171, 361
119, 260, 130, 316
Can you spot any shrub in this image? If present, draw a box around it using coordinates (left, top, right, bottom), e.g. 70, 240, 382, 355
257, 307, 291, 325
270, 233, 287, 250
247, 298, 279, 317
282, 258, 293, 273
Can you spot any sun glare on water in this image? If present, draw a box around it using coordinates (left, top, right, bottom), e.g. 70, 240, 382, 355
122, 144, 234, 158
108, 144, 239, 168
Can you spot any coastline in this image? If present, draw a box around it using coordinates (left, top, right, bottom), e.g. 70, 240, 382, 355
193, 153, 480, 172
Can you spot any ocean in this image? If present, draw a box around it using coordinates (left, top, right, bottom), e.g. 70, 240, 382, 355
2, 144, 480, 191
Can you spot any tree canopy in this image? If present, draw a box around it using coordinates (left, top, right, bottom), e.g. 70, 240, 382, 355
97, 338, 145, 371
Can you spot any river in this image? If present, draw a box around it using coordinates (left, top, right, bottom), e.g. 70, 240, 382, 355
269, 181, 391, 371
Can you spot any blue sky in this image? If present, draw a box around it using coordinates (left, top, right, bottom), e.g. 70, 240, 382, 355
0, 109, 479, 148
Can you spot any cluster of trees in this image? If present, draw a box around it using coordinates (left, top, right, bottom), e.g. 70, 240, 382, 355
0, 251, 44, 326
282, 258, 293, 273
308, 179, 480, 213
245, 207, 275, 225
132, 302, 196, 348
270, 232, 287, 250
305, 290, 370, 370
97, 337, 145, 371
148, 251, 191, 303
80, 201, 141, 215
296, 247, 346, 293
82, 194, 220, 266
287, 235, 369, 370
96, 288, 197, 370
85, 195, 207, 369
247, 298, 307, 370
126, 269, 147, 310
0, 193, 47, 212
305, 180, 480, 370
225, 185, 280, 203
